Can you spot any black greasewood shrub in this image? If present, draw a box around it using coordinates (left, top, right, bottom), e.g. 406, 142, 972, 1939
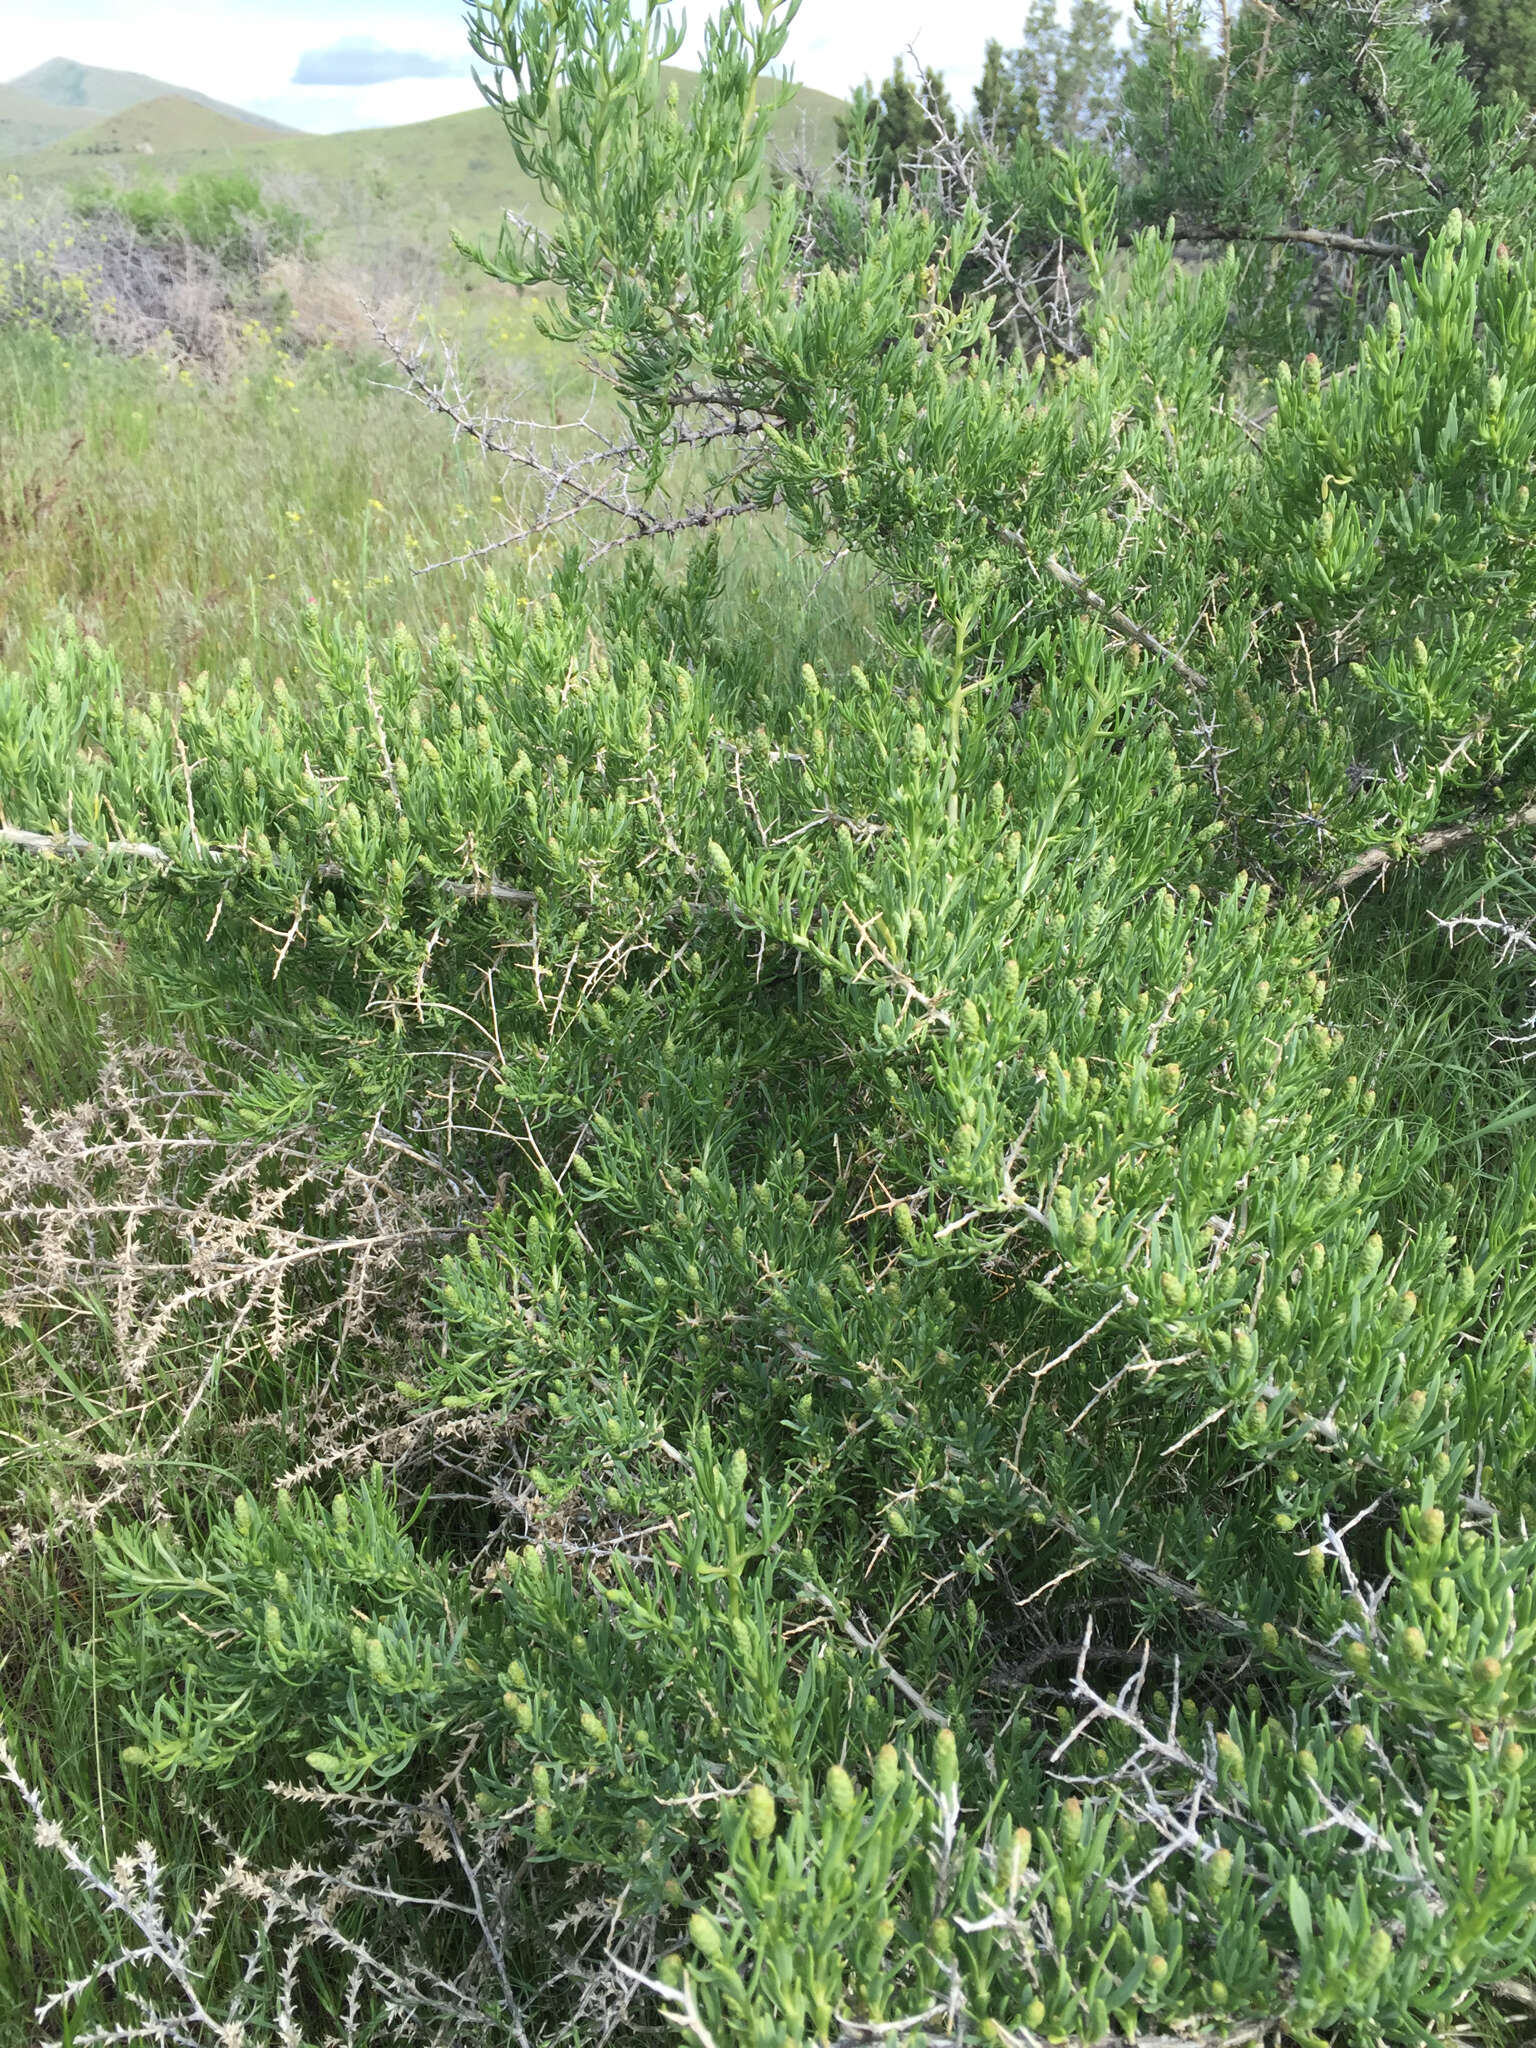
5, 1, 1536, 2039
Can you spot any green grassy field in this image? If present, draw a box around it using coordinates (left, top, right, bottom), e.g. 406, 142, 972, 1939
0, 62, 847, 693
0, 311, 560, 687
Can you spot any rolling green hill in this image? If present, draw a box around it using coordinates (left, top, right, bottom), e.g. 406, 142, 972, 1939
2, 69, 846, 264
0, 83, 98, 155
9, 58, 293, 133
33, 95, 288, 161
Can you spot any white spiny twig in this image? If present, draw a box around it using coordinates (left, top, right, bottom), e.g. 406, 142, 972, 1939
372, 314, 782, 569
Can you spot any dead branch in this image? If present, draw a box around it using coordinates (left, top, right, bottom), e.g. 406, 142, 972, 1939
1172, 221, 1411, 258
373, 315, 779, 569
0, 1046, 470, 1584
0, 821, 174, 866
909, 71, 1093, 358
802, 1583, 949, 1727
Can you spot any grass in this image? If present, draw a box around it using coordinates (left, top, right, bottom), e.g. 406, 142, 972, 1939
0, 316, 870, 695
0, 311, 567, 690
0, 917, 159, 1135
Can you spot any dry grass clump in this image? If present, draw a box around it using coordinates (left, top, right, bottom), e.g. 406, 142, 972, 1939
0, 176, 283, 370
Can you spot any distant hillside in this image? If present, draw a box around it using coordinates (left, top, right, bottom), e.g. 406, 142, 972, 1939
2, 69, 846, 264
9, 58, 293, 134
41, 97, 287, 160
0, 82, 98, 155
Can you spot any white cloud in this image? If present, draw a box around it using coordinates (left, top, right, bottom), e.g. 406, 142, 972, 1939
292, 36, 468, 87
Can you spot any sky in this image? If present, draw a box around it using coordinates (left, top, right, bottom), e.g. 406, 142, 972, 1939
3, 0, 1080, 134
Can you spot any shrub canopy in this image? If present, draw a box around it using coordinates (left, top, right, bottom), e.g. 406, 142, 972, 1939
5, 1, 1536, 2041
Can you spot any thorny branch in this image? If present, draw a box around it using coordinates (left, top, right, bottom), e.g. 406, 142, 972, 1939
904, 73, 1097, 359
0, 1045, 467, 1575
1171, 221, 1411, 259
0, 819, 539, 907
1034, 549, 1213, 691
1329, 799, 1536, 893
375, 314, 780, 568
1272, 0, 1451, 206
5, 1619, 663, 2044
1439, 906, 1536, 1048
